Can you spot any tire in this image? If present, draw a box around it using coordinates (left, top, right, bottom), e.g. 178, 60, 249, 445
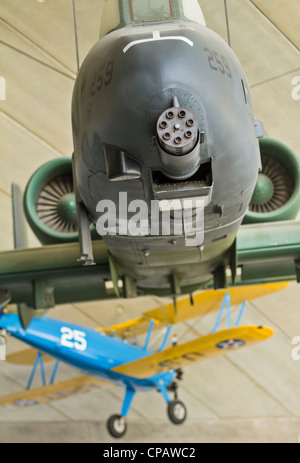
106, 414, 127, 438
167, 400, 187, 425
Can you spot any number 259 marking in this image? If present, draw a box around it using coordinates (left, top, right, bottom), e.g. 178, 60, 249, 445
60, 327, 87, 351
90, 60, 114, 97
204, 47, 232, 78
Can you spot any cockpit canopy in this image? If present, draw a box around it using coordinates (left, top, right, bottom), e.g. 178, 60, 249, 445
131, 0, 173, 21
100, 0, 206, 38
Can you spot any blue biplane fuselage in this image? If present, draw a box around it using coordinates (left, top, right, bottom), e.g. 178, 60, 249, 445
0, 313, 175, 392
0, 295, 273, 439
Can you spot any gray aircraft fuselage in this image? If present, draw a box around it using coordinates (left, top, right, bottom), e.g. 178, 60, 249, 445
71, 16, 261, 295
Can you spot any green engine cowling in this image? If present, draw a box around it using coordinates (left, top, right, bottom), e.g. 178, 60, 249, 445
23, 158, 80, 245
243, 138, 300, 224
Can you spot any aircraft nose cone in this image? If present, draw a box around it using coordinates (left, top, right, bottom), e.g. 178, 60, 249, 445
251, 174, 274, 205
57, 193, 77, 223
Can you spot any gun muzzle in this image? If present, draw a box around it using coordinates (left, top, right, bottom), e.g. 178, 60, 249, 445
156, 104, 200, 180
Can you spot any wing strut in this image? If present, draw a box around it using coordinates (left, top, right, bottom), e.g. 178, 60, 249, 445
212, 292, 247, 333
143, 319, 155, 350
158, 325, 173, 352
27, 352, 60, 390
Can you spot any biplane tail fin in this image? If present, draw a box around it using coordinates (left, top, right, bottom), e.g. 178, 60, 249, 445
112, 325, 274, 379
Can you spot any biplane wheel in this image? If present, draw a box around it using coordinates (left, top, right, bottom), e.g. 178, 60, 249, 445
107, 414, 127, 438
167, 400, 187, 425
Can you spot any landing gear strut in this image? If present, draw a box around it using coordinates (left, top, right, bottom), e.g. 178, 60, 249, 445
167, 369, 183, 399
106, 387, 135, 438
164, 370, 187, 425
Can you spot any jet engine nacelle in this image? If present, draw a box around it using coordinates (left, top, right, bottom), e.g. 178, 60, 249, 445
23, 158, 79, 245
244, 138, 300, 224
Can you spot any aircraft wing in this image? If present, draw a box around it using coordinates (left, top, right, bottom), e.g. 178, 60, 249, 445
98, 282, 288, 339
0, 220, 299, 313
112, 325, 273, 378
6, 348, 53, 365
0, 218, 299, 330
0, 375, 109, 407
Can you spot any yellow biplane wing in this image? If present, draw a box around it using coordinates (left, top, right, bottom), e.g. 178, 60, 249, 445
6, 349, 53, 365
0, 375, 109, 407
98, 282, 287, 339
112, 325, 274, 378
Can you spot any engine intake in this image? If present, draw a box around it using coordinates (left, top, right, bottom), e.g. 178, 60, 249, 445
244, 138, 300, 224
23, 158, 79, 245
